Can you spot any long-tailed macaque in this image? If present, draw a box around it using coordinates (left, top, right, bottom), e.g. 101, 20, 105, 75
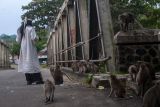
136, 63, 152, 97
118, 12, 135, 31
85, 60, 98, 74
44, 79, 55, 104
137, 61, 155, 80
50, 65, 63, 85
128, 64, 138, 81
71, 60, 80, 72
108, 74, 126, 98
142, 82, 160, 107
78, 61, 87, 74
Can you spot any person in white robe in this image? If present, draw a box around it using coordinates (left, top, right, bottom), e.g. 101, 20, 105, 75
16, 19, 44, 85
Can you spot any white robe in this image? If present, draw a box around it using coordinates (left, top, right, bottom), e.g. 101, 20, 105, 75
16, 26, 40, 73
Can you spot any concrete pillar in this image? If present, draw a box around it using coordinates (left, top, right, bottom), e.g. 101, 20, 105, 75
58, 21, 63, 63
52, 34, 56, 64
1, 44, 4, 68
4, 47, 6, 68
0, 43, 2, 68
47, 42, 50, 65
51, 35, 53, 65
77, 0, 89, 60
67, 0, 76, 60
49, 37, 53, 65
6, 47, 10, 68
95, 0, 115, 72
62, 10, 68, 66
55, 28, 59, 61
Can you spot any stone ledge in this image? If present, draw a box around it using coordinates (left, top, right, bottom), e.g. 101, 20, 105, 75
91, 74, 128, 88
114, 30, 160, 45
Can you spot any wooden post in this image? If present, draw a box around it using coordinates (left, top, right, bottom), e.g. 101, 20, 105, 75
62, 10, 69, 66
77, 0, 89, 60
67, 0, 76, 60
95, 0, 115, 72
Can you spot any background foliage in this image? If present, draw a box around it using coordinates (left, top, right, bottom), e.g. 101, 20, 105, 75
21, 0, 64, 52
110, 0, 160, 33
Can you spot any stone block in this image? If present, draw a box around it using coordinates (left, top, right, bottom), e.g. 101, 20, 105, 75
91, 75, 110, 88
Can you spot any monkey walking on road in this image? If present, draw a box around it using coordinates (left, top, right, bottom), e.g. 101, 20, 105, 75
43, 79, 55, 104
50, 65, 73, 85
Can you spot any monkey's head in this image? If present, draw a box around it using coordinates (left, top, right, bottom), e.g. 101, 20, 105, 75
139, 63, 147, 70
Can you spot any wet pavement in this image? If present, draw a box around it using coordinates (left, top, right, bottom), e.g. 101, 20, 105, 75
0, 67, 142, 107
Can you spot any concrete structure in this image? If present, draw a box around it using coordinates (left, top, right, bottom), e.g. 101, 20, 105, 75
0, 40, 10, 69
47, 0, 115, 72
114, 30, 160, 72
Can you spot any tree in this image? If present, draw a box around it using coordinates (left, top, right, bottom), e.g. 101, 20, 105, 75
9, 42, 20, 63
21, 0, 64, 31
21, 0, 64, 52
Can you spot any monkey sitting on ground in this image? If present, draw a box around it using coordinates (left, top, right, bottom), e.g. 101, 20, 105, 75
71, 60, 80, 72
128, 64, 138, 81
136, 63, 153, 97
108, 74, 126, 98
142, 82, 160, 107
50, 65, 63, 85
118, 12, 135, 32
78, 61, 87, 74
137, 61, 155, 80
85, 60, 98, 74
43, 79, 55, 104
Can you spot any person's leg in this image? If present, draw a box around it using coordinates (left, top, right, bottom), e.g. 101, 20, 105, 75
25, 73, 33, 85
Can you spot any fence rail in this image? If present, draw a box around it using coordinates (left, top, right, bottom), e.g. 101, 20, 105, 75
47, 0, 115, 72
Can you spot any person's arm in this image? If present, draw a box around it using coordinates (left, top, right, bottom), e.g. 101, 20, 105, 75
16, 26, 22, 43
31, 27, 39, 41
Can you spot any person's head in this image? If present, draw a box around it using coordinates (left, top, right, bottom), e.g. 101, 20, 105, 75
25, 19, 32, 27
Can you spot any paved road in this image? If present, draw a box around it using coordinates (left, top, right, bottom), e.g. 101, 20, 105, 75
0, 67, 142, 107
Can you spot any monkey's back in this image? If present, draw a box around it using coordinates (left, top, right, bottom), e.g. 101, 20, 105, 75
143, 84, 160, 107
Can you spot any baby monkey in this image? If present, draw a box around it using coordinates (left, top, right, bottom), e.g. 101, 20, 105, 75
43, 79, 55, 104
128, 64, 138, 81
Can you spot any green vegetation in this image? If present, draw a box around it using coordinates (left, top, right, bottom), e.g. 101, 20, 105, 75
85, 74, 94, 85
110, 0, 160, 33
21, 0, 64, 52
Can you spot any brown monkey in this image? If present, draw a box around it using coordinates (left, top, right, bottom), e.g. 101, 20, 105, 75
50, 65, 55, 73
142, 82, 160, 107
108, 74, 126, 98
118, 12, 135, 32
128, 64, 138, 81
78, 61, 87, 74
137, 61, 155, 80
85, 60, 98, 74
136, 63, 152, 97
50, 65, 63, 85
71, 60, 80, 72
43, 79, 55, 104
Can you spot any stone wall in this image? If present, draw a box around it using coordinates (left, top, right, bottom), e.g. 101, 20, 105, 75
114, 30, 160, 72
0, 40, 10, 69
